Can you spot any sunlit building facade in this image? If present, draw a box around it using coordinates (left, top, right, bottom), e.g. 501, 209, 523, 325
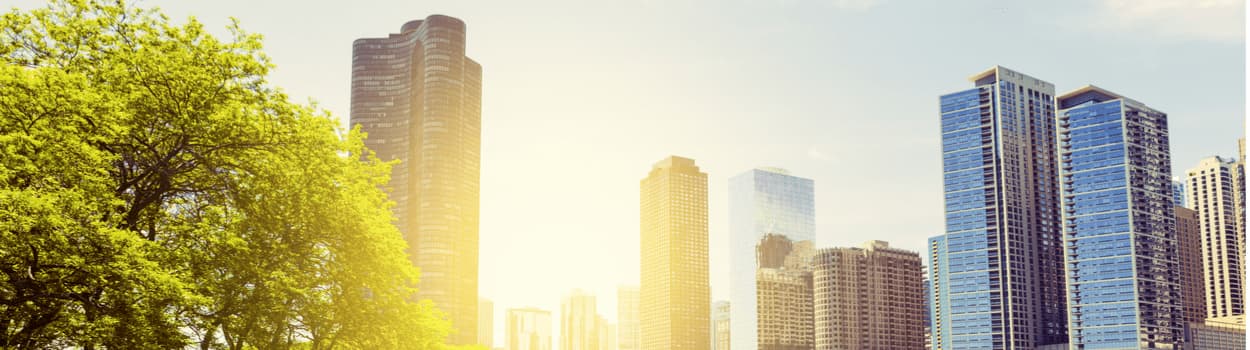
755, 235, 814, 350
350, 15, 482, 344
508, 308, 552, 350
1057, 85, 1183, 348
562, 290, 601, 350
617, 286, 640, 350
929, 66, 1067, 350
1176, 206, 1208, 325
815, 240, 923, 350
712, 301, 730, 350
1182, 315, 1246, 350
480, 298, 494, 347
1187, 156, 1246, 318
728, 168, 815, 350
640, 156, 710, 350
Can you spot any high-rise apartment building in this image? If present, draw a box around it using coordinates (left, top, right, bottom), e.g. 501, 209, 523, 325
617, 286, 640, 350
755, 235, 815, 350
507, 308, 552, 350
728, 168, 815, 350
814, 240, 923, 350
1057, 85, 1183, 348
640, 156, 710, 350
561, 290, 601, 350
1187, 155, 1246, 318
1173, 179, 1188, 208
480, 298, 494, 347
929, 66, 1067, 349
712, 301, 730, 350
350, 15, 482, 344
1176, 206, 1209, 324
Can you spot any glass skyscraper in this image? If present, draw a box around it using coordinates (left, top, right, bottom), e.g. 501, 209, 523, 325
728, 168, 815, 350
350, 15, 482, 345
1056, 85, 1183, 348
640, 156, 709, 350
1172, 179, 1187, 208
929, 66, 1067, 350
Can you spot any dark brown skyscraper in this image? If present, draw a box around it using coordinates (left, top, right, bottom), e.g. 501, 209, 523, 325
351, 15, 482, 345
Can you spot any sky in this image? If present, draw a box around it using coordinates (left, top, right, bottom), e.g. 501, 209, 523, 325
11, 0, 1247, 346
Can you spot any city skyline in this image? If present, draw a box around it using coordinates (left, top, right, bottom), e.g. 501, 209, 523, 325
7, 1, 1243, 346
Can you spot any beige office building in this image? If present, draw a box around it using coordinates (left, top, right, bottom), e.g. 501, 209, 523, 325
754, 234, 815, 350
617, 285, 640, 350
1187, 156, 1246, 318
350, 15, 482, 344
712, 301, 730, 350
507, 308, 552, 350
640, 156, 710, 350
1176, 206, 1209, 324
561, 290, 601, 350
1183, 315, 1246, 350
480, 298, 494, 347
813, 241, 924, 350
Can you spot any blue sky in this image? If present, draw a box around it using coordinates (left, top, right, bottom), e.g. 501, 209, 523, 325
11, 0, 1245, 345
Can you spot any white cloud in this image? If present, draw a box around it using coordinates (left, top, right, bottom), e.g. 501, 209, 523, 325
807, 146, 835, 162
1093, 0, 1244, 42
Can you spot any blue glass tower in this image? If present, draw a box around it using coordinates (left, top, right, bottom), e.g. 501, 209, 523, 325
930, 66, 1068, 350
1056, 86, 1183, 349
728, 168, 815, 350
1171, 180, 1186, 208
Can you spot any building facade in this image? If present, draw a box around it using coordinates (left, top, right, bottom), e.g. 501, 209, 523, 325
814, 241, 923, 350
755, 235, 815, 350
480, 298, 494, 347
1187, 156, 1246, 318
1176, 206, 1208, 325
929, 66, 1067, 350
712, 301, 730, 350
617, 286, 639, 350
1173, 179, 1187, 208
1057, 85, 1183, 348
350, 15, 482, 344
640, 156, 710, 350
507, 308, 552, 350
1183, 315, 1246, 350
562, 290, 601, 350
729, 168, 815, 350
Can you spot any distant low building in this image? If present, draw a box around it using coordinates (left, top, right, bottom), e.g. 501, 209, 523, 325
712, 301, 730, 350
1184, 315, 1246, 350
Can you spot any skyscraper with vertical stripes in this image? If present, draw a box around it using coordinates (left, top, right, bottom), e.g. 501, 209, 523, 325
929, 66, 1067, 350
350, 15, 482, 344
640, 156, 709, 350
1056, 85, 1183, 348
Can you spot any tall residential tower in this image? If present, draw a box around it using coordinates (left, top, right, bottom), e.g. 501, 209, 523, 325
1187, 156, 1246, 318
929, 66, 1067, 349
350, 15, 482, 344
640, 156, 710, 350
814, 241, 924, 350
1056, 85, 1183, 348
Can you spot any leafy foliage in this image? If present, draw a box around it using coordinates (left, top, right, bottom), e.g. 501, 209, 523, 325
0, 1, 460, 348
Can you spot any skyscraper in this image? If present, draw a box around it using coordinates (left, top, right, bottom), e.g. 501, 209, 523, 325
1057, 85, 1183, 348
1176, 206, 1208, 324
617, 286, 640, 350
814, 240, 924, 350
929, 66, 1067, 349
1187, 156, 1245, 318
507, 308, 552, 350
712, 301, 730, 350
561, 290, 600, 350
640, 156, 710, 350
728, 168, 815, 350
481, 298, 495, 347
1173, 179, 1188, 208
755, 235, 814, 350
350, 15, 482, 344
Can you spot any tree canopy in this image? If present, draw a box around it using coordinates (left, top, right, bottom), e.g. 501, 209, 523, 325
0, 1, 470, 348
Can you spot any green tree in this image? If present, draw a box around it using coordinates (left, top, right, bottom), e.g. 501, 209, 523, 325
0, 1, 461, 348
